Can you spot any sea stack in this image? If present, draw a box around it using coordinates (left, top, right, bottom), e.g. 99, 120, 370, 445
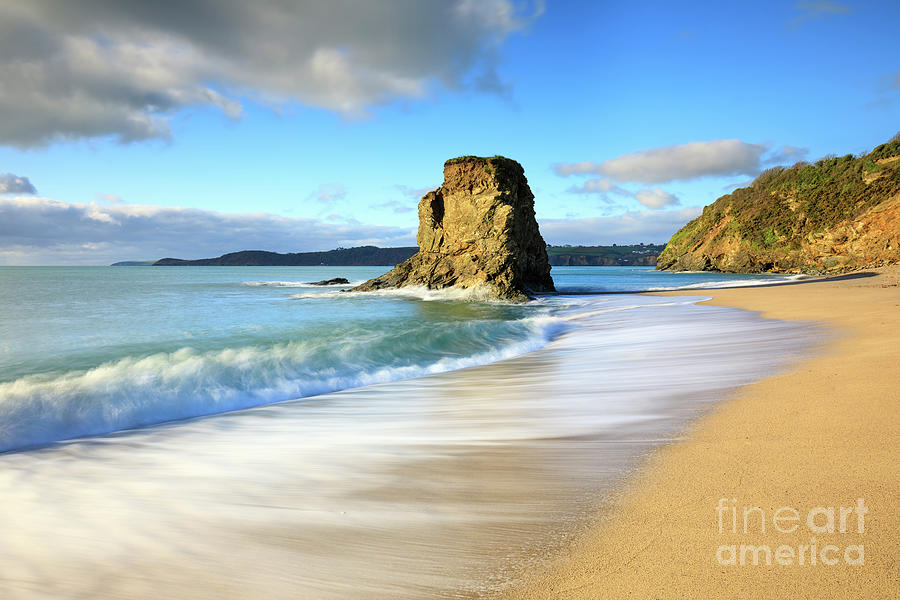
353, 156, 555, 301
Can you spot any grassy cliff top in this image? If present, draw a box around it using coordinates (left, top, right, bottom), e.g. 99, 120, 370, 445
661, 134, 900, 257
442, 155, 527, 190
444, 155, 509, 166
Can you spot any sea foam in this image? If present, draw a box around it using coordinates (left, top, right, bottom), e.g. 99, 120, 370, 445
291, 284, 515, 302
243, 280, 364, 288
0, 291, 818, 600
0, 312, 568, 453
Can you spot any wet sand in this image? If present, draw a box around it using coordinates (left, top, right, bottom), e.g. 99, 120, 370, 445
495, 267, 900, 599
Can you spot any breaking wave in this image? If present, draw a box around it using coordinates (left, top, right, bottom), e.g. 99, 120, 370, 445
291, 284, 516, 303
0, 313, 568, 453
644, 273, 811, 291
242, 280, 363, 288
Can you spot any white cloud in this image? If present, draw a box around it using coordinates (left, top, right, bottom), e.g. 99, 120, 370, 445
97, 193, 123, 204
554, 139, 812, 184
83, 202, 121, 225
0, 196, 415, 265
0, 173, 37, 194
538, 207, 701, 246
634, 188, 680, 209
566, 178, 629, 196
0, 1, 537, 147
554, 140, 773, 183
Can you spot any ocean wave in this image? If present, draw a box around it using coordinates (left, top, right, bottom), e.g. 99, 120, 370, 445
0, 314, 568, 453
643, 273, 811, 291
555, 298, 704, 321
291, 284, 518, 303
242, 280, 363, 288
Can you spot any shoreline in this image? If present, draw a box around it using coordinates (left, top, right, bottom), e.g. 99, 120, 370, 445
0, 287, 811, 599
493, 266, 900, 599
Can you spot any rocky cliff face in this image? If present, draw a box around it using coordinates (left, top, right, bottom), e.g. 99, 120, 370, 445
353, 156, 554, 300
657, 138, 900, 274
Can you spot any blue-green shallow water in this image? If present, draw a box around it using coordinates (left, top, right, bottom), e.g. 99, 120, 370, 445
0, 265, 806, 453
550, 264, 807, 293
0, 265, 819, 599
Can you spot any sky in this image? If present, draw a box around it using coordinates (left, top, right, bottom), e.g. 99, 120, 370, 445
0, 0, 898, 265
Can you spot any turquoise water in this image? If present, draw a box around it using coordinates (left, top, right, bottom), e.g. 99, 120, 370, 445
550, 265, 806, 292
0, 265, 805, 453
0, 265, 817, 598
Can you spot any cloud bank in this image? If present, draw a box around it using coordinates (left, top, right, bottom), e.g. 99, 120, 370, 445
554, 140, 769, 183
555, 139, 810, 184
0, 195, 697, 264
0, 197, 415, 265
634, 188, 679, 209
0, 173, 37, 194
0, 0, 538, 147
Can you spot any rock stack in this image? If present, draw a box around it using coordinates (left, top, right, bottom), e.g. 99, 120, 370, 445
353, 156, 554, 300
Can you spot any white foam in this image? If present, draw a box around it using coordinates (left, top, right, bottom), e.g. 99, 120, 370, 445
243, 280, 364, 288
0, 314, 568, 453
292, 284, 518, 303
0, 293, 818, 600
644, 273, 812, 291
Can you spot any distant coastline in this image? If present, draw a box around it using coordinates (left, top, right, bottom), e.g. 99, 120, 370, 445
112, 243, 664, 267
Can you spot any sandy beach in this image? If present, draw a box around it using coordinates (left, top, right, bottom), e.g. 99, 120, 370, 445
496, 267, 900, 599
1, 275, 818, 600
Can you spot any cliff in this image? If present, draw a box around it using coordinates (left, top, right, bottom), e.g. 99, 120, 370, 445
154, 246, 418, 266
353, 156, 555, 300
657, 137, 900, 273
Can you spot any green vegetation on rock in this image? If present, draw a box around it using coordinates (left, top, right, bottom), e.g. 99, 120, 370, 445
657, 135, 900, 274
443, 155, 505, 166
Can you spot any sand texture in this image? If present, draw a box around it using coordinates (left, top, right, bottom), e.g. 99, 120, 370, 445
496, 267, 900, 599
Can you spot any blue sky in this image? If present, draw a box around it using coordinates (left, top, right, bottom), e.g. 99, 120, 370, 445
0, 0, 898, 264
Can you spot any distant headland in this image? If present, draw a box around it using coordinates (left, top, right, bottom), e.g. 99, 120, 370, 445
657, 135, 900, 274
150, 246, 418, 267
111, 244, 664, 268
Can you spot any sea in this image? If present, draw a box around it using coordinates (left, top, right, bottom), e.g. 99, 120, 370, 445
0, 265, 818, 599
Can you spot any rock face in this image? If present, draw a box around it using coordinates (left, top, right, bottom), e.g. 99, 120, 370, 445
353, 156, 555, 300
657, 137, 900, 274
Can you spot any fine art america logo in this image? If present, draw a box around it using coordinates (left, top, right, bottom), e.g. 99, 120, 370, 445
715, 498, 867, 566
